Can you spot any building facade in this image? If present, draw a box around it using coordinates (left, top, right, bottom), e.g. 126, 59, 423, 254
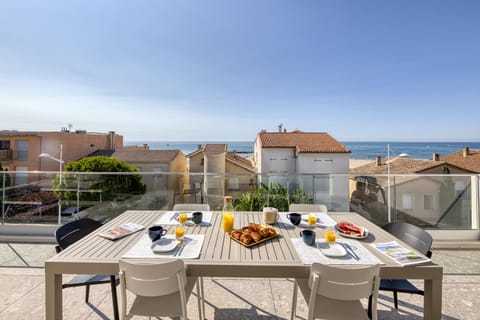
0, 130, 123, 184
254, 129, 350, 210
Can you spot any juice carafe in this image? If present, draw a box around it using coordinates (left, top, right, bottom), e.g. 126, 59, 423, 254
222, 196, 234, 232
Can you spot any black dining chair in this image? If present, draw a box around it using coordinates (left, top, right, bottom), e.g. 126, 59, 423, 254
368, 221, 433, 315
55, 218, 119, 320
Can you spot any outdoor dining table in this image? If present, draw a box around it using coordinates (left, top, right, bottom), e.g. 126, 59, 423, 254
45, 210, 443, 319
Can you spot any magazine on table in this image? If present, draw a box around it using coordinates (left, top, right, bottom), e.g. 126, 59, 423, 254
98, 222, 145, 240
371, 241, 431, 266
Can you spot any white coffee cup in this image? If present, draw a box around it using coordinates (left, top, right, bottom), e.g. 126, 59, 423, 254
263, 207, 279, 225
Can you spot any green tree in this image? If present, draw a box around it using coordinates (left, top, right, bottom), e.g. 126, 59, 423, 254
55, 156, 146, 201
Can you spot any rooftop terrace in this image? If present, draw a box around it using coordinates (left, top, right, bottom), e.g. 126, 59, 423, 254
1, 242, 479, 319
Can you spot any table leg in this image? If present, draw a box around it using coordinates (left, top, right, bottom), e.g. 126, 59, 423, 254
45, 269, 62, 320
424, 278, 442, 320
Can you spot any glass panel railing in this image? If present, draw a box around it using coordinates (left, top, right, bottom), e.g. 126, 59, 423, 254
348, 174, 477, 230
1, 171, 478, 232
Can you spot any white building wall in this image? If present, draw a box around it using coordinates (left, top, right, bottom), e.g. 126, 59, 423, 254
296, 153, 349, 211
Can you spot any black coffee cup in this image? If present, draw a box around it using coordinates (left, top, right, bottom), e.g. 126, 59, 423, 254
287, 213, 302, 225
300, 229, 316, 246
148, 226, 167, 242
192, 211, 203, 224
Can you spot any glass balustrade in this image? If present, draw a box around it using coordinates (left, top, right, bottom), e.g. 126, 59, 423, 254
0, 170, 478, 233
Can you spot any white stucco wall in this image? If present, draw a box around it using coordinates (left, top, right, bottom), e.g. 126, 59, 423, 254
254, 145, 350, 211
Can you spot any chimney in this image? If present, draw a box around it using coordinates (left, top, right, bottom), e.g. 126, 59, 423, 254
433, 153, 440, 161
376, 155, 382, 167
284, 128, 287, 133
108, 131, 115, 149
463, 147, 470, 157
278, 123, 283, 132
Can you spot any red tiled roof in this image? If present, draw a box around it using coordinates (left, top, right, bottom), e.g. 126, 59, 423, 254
350, 158, 445, 174
203, 144, 227, 154
257, 131, 349, 153
442, 148, 480, 173
112, 150, 181, 163
226, 152, 256, 172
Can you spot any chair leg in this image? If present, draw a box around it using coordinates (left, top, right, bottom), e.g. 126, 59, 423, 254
196, 277, 205, 320
200, 277, 206, 320
290, 280, 298, 320
85, 284, 90, 303
367, 295, 373, 319
393, 291, 398, 309
110, 275, 120, 320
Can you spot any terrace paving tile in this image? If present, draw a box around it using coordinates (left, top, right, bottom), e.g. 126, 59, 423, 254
0, 243, 479, 319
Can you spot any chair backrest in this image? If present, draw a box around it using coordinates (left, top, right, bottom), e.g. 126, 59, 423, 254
119, 259, 186, 297
382, 221, 433, 257
173, 203, 210, 211
289, 204, 328, 213
55, 218, 102, 252
309, 263, 380, 301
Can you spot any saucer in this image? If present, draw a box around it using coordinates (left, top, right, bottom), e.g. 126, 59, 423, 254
317, 241, 347, 257
151, 238, 179, 253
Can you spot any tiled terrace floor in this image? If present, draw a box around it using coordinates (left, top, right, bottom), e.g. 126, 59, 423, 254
0, 243, 479, 319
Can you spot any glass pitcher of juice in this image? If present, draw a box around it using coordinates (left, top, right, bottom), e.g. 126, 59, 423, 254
222, 196, 234, 232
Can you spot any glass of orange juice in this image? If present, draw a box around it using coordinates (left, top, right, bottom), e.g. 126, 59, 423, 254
175, 226, 185, 241
222, 212, 234, 232
325, 226, 336, 243
307, 214, 317, 225
178, 213, 188, 224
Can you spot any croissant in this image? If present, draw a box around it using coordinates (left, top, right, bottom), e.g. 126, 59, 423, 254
250, 232, 262, 242
240, 233, 254, 245
242, 227, 253, 233
259, 227, 270, 238
231, 230, 243, 240
248, 223, 260, 232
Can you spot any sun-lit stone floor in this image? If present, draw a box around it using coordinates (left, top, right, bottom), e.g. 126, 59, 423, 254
1, 243, 479, 319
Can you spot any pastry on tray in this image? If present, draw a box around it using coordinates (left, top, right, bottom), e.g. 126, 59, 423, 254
230, 223, 278, 246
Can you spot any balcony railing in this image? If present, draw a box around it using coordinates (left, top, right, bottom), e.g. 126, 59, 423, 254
0, 170, 478, 238
0, 149, 12, 161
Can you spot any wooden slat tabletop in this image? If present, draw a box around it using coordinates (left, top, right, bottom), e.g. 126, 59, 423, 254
48, 210, 441, 280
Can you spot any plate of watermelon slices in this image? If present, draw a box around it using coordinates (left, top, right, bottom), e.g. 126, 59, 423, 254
336, 221, 369, 239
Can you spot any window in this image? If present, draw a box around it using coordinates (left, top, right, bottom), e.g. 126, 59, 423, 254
402, 193, 414, 210
15, 166, 28, 185
0, 140, 10, 150
424, 194, 434, 210
16, 140, 29, 161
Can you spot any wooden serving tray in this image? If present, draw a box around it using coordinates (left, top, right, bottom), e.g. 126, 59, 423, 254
229, 228, 280, 248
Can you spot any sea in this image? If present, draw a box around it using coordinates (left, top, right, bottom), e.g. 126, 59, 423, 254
124, 141, 480, 160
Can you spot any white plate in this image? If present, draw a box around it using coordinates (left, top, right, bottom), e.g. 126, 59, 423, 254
318, 241, 347, 257
337, 228, 369, 239
151, 238, 179, 253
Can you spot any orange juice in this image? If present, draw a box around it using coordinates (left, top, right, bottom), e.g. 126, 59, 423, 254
307, 215, 317, 225
175, 226, 185, 239
325, 228, 336, 243
222, 212, 234, 232
178, 213, 188, 223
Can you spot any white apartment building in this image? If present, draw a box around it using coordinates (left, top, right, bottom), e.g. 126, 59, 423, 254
254, 128, 350, 211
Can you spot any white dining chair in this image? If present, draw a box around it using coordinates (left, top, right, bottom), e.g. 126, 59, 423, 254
119, 259, 203, 320
171, 203, 209, 319
291, 263, 380, 320
289, 203, 328, 213
173, 203, 211, 211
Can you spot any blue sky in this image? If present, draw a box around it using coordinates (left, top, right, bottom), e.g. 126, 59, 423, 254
1, 0, 479, 142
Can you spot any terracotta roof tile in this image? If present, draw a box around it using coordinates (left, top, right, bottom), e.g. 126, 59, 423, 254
203, 144, 227, 154
257, 131, 349, 153
226, 152, 256, 172
350, 158, 445, 174
112, 150, 181, 163
442, 148, 480, 173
